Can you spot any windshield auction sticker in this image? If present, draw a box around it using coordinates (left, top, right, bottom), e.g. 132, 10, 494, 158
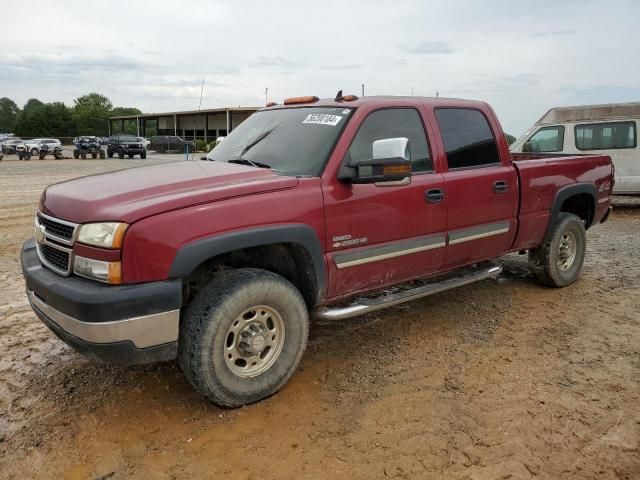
302, 113, 343, 126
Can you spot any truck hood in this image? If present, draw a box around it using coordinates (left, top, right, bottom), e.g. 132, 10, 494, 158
40, 161, 299, 224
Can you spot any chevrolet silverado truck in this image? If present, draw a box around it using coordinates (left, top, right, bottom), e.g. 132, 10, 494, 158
21, 95, 613, 407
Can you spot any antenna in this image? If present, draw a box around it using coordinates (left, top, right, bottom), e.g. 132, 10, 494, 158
361, 83, 365, 96
265, 87, 268, 105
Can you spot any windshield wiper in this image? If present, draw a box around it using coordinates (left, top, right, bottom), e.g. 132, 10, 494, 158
228, 159, 272, 169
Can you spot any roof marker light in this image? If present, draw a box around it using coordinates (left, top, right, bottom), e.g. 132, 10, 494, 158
283, 96, 319, 105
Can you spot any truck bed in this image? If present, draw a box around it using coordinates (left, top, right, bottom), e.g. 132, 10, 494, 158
510, 153, 613, 251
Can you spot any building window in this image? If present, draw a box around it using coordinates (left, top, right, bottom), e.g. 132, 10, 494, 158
345, 108, 433, 172
435, 108, 500, 169
524, 126, 565, 152
575, 121, 637, 150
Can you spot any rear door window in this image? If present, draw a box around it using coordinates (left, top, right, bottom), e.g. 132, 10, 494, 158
575, 121, 637, 150
435, 108, 500, 169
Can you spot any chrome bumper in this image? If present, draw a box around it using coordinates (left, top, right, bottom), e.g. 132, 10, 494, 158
28, 289, 179, 348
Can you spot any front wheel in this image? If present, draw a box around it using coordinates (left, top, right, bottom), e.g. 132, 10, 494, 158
179, 269, 309, 407
528, 212, 586, 287
30, 148, 38, 156
140, 151, 147, 159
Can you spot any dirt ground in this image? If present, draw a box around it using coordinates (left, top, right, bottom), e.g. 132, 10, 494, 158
0, 157, 638, 480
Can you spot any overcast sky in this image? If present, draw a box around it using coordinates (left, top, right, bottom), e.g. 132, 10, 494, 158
1, 0, 639, 135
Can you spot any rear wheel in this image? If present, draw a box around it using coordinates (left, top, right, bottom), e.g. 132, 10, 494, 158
528, 212, 586, 287
179, 269, 309, 407
30, 148, 38, 156
73, 150, 79, 159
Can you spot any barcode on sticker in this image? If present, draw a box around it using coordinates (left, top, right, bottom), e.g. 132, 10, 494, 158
302, 114, 342, 126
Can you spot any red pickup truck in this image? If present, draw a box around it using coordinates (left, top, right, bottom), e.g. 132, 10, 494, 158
22, 95, 613, 407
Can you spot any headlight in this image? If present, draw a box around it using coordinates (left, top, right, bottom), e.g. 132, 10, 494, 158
74, 256, 122, 284
77, 222, 128, 249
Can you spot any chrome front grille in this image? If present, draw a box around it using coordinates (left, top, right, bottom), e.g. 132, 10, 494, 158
35, 211, 78, 276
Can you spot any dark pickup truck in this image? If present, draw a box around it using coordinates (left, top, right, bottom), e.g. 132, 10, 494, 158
22, 95, 613, 407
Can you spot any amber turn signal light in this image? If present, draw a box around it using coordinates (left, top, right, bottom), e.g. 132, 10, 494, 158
382, 164, 411, 175
283, 96, 319, 105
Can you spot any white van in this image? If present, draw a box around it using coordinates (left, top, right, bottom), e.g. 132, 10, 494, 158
511, 102, 639, 194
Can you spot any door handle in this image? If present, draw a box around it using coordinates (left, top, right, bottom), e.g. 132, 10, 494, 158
425, 188, 444, 203
493, 181, 508, 193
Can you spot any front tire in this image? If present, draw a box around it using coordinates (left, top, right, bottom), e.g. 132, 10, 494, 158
140, 151, 147, 159
528, 212, 586, 287
179, 269, 309, 407
30, 148, 38, 156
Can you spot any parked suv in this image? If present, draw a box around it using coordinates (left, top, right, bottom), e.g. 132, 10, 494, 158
107, 135, 146, 159
22, 95, 613, 407
1, 137, 23, 154
25, 138, 62, 156
150, 135, 194, 153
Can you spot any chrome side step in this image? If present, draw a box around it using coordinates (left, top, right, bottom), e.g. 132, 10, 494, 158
315, 262, 502, 321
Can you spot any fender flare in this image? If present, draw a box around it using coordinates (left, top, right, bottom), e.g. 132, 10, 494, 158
546, 183, 597, 236
169, 224, 326, 300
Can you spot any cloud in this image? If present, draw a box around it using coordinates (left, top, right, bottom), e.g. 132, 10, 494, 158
0, 53, 153, 77
400, 41, 454, 55
533, 30, 576, 37
249, 56, 304, 69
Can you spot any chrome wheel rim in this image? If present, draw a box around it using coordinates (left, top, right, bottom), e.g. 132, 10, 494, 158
557, 231, 577, 271
223, 305, 285, 378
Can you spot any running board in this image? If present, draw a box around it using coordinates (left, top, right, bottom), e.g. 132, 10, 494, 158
315, 262, 502, 321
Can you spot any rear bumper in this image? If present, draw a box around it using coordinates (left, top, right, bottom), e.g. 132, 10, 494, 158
600, 206, 613, 224
21, 238, 182, 365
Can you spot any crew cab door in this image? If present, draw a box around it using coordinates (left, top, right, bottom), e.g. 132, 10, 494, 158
322, 106, 447, 299
432, 107, 518, 267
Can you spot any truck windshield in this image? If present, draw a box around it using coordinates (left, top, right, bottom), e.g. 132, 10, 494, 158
208, 107, 353, 176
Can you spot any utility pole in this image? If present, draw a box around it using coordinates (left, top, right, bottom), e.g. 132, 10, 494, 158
198, 78, 205, 111
361, 84, 365, 96
265, 87, 268, 105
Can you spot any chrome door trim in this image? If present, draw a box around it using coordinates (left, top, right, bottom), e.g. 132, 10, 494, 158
448, 220, 511, 245
334, 234, 446, 269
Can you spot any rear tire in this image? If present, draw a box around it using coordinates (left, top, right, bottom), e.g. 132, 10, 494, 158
179, 268, 309, 408
73, 150, 79, 159
528, 212, 586, 287
30, 148, 38, 156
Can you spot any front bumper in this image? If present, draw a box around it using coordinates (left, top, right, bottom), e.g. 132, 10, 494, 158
21, 238, 182, 365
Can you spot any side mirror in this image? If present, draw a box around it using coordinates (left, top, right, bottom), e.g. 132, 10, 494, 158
347, 137, 412, 185
522, 141, 533, 153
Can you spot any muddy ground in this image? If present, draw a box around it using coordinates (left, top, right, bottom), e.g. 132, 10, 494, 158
0, 157, 638, 480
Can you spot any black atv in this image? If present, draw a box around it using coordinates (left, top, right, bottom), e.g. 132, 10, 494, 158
73, 136, 106, 159
38, 143, 64, 160
16, 144, 31, 161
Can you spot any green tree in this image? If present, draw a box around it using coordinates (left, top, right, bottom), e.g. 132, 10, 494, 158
505, 133, 517, 145
0, 97, 20, 133
110, 106, 143, 135
14, 99, 46, 137
72, 92, 113, 136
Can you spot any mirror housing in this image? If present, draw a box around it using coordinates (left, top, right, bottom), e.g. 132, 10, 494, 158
522, 141, 533, 153
344, 137, 412, 184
